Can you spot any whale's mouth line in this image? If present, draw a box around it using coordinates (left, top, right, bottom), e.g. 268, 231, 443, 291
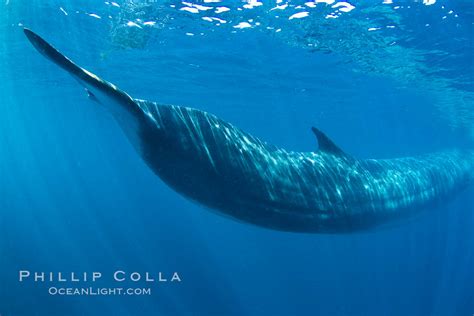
23, 28, 135, 104
24, 28, 84, 80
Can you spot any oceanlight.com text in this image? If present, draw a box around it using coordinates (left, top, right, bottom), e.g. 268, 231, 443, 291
48, 287, 152, 296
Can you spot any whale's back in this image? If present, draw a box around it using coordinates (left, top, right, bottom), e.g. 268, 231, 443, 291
133, 100, 474, 232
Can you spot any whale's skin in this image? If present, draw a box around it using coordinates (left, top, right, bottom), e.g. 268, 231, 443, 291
24, 28, 474, 233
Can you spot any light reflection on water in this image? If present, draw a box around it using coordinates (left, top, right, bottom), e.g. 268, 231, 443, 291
5, 0, 472, 133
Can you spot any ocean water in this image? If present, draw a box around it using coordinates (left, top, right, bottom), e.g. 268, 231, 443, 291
0, 0, 473, 315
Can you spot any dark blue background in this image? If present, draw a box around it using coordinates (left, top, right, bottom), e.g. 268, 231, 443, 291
1, 1, 473, 315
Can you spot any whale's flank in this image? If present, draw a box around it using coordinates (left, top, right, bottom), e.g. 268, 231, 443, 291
24, 28, 474, 233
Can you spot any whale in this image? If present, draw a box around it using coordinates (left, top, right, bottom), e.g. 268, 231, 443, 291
24, 28, 473, 233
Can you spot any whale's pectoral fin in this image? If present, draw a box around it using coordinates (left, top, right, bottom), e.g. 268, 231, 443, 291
311, 127, 351, 159
73, 77, 101, 103
85, 88, 100, 103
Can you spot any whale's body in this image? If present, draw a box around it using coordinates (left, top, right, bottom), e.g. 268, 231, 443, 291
24, 29, 473, 233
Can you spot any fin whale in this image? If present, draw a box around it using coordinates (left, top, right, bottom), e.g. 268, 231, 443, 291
24, 28, 473, 233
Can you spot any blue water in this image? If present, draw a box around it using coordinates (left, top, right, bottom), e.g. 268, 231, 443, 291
1, 0, 473, 315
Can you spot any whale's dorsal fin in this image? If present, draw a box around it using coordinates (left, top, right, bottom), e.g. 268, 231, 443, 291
311, 127, 349, 158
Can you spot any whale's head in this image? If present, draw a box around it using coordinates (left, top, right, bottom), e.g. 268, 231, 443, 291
24, 28, 147, 142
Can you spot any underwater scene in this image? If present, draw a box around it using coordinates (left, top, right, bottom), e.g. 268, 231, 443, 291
1, 0, 473, 315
